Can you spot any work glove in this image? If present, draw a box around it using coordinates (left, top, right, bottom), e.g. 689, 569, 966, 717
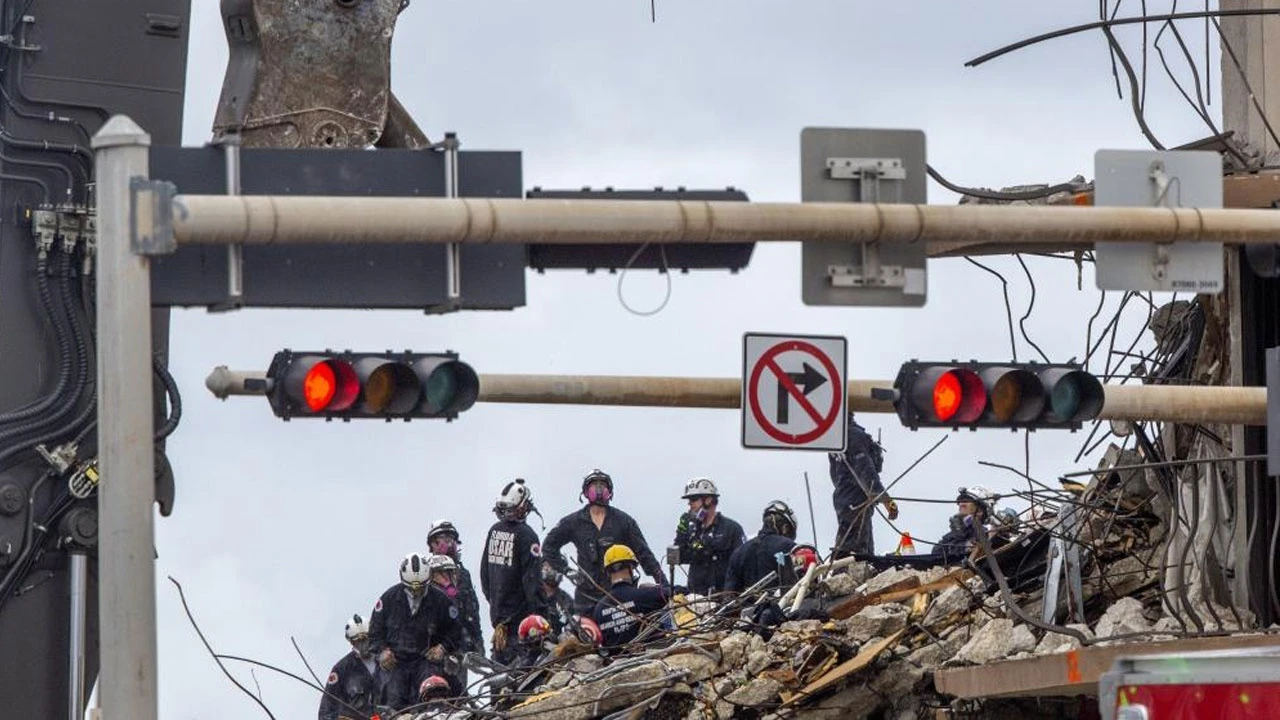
492, 624, 509, 653
426, 644, 446, 663
378, 648, 397, 670
883, 499, 899, 521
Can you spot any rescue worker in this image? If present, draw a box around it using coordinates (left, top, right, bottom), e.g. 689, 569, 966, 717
536, 561, 574, 635
672, 477, 745, 595
367, 553, 457, 710
936, 486, 997, 558
318, 614, 382, 720
829, 413, 899, 557
790, 543, 820, 579
513, 614, 554, 669
480, 479, 544, 666
544, 469, 668, 615
424, 554, 466, 696
724, 501, 799, 592
426, 519, 484, 659
407, 675, 468, 720
591, 544, 681, 649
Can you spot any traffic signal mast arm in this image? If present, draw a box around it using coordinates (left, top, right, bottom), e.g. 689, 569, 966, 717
206, 367, 1268, 426
168, 195, 1280, 251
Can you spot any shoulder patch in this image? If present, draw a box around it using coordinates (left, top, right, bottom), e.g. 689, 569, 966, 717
327, 671, 338, 686
530, 543, 541, 557
373, 598, 383, 613
449, 605, 459, 619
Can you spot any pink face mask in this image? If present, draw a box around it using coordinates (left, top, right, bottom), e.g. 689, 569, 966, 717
585, 483, 612, 505
443, 584, 458, 599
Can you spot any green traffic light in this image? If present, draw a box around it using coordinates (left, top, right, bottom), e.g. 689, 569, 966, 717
423, 365, 459, 414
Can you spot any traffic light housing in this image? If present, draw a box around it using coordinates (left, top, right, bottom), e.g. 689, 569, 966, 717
889, 361, 1104, 430
265, 350, 479, 420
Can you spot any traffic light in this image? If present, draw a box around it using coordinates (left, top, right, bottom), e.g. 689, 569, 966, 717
888, 361, 1104, 430
264, 350, 478, 421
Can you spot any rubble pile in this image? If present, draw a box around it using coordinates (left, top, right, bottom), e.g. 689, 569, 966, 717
391, 446, 1257, 720
482, 559, 1242, 719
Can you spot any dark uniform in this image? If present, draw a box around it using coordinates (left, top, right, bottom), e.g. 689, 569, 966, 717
673, 512, 745, 595
452, 563, 484, 656
367, 584, 462, 708
318, 651, 382, 720
724, 529, 797, 592
538, 584, 575, 635
591, 581, 674, 649
829, 416, 887, 557
543, 506, 668, 614
480, 518, 544, 664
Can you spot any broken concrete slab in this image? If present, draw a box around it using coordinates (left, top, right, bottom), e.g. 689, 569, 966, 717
952, 618, 1018, 665
923, 584, 974, 625
1094, 597, 1152, 638
1009, 623, 1037, 655
1034, 623, 1092, 655
842, 603, 909, 642
725, 677, 783, 706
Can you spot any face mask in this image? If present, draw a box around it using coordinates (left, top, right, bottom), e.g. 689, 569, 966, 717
444, 583, 458, 599
586, 483, 612, 505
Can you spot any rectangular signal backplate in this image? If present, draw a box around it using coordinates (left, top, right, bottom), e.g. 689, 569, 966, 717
800, 127, 928, 307
1094, 150, 1223, 294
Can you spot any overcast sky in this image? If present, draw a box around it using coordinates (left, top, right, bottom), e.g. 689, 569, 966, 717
155, 2, 1224, 716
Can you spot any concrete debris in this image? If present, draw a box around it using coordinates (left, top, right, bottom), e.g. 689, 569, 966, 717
922, 584, 973, 625
724, 677, 782, 706
951, 618, 1019, 665
819, 571, 860, 597
861, 567, 924, 595
841, 603, 908, 642
1034, 623, 1092, 655
1008, 623, 1037, 655
1094, 597, 1152, 638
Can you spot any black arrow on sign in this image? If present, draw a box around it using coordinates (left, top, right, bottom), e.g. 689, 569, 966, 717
776, 362, 828, 425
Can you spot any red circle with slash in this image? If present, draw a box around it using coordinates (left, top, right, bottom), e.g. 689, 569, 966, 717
747, 340, 841, 444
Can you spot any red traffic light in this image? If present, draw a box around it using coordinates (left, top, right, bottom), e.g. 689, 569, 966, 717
284, 356, 359, 412
892, 361, 1103, 430
267, 350, 479, 420
908, 366, 986, 424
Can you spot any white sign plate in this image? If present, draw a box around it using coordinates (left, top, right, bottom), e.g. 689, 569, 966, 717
1094, 149, 1223, 294
741, 333, 847, 451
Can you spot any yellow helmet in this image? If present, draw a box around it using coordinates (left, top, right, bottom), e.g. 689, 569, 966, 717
603, 544, 638, 569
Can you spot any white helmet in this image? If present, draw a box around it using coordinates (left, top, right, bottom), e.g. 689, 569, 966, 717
426, 554, 458, 574
400, 552, 431, 590
681, 477, 719, 499
495, 478, 533, 519
957, 485, 999, 511
344, 613, 369, 641
427, 519, 460, 543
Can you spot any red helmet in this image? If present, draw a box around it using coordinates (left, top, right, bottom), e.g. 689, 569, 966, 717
575, 617, 603, 646
518, 614, 552, 644
418, 675, 450, 700
791, 544, 819, 575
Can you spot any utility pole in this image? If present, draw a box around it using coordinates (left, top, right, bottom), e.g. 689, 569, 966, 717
1219, 0, 1278, 622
